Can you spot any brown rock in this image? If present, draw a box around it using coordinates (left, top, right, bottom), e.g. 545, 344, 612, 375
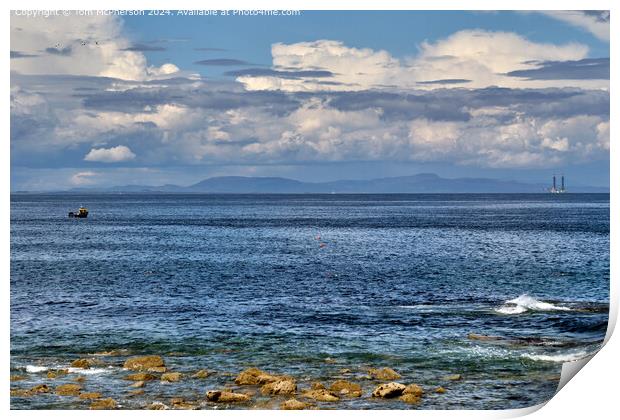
400, 394, 421, 404
301, 389, 339, 402
10, 375, 26, 382
329, 380, 362, 397
130, 381, 145, 388
74, 376, 86, 383
71, 358, 97, 369
11, 388, 33, 397
192, 369, 210, 379
403, 383, 424, 397
443, 374, 462, 381
90, 398, 117, 410
435, 386, 446, 394
339, 368, 352, 374
147, 366, 167, 373
55, 383, 82, 396
171, 397, 198, 410
30, 384, 51, 393
311, 382, 325, 390
280, 399, 311, 410
47, 369, 69, 379
123, 355, 165, 371
368, 367, 401, 381
147, 402, 169, 410
235, 367, 281, 385
161, 372, 182, 382
371, 382, 406, 398
79, 392, 102, 400
127, 389, 145, 396
261, 379, 297, 396
124, 372, 156, 381
206, 390, 251, 403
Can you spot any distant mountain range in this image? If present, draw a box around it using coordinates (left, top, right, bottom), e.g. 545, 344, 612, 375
50, 173, 609, 194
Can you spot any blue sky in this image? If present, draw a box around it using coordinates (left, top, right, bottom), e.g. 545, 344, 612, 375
10, 10, 610, 190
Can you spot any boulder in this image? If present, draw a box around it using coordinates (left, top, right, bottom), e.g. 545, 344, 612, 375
130, 381, 145, 388
368, 367, 401, 381
161, 372, 182, 382
301, 389, 340, 402
171, 397, 199, 410
206, 390, 251, 403
10, 375, 26, 382
124, 373, 156, 381
56, 383, 82, 396
74, 376, 86, 383
11, 388, 33, 397
261, 379, 297, 396
435, 386, 446, 394
47, 369, 69, 379
400, 394, 421, 404
123, 355, 165, 371
371, 382, 406, 398
147, 366, 167, 373
403, 384, 424, 397
443, 374, 462, 381
192, 369, 210, 379
79, 392, 102, 400
71, 358, 97, 369
147, 402, 169, 410
90, 398, 117, 410
30, 384, 51, 393
128, 389, 145, 396
329, 380, 362, 397
311, 382, 325, 390
280, 399, 311, 410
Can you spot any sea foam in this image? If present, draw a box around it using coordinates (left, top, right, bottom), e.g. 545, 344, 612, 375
495, 294, 572, 315
523, 350, 589, 363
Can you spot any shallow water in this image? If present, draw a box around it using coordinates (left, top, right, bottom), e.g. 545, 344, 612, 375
10, 193, 609, 409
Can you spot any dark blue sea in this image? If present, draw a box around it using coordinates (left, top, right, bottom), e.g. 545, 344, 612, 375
10, 193, 610, 409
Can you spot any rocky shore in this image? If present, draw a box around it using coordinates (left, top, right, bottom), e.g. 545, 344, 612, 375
10, 353, 465, 410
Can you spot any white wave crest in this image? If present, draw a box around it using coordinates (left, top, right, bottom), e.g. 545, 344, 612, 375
25, 365, 49, 373
523, 351, 589, 363
67, 367, 110, 375
495, 294, 572, 315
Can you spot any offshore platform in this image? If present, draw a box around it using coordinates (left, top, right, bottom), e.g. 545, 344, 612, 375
549, 175, 566, 193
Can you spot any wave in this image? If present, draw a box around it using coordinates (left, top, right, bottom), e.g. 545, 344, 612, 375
495, 294, 572, 315
25, 365, 49, 373
24, 365, 111, 375
523, 350, 590, 363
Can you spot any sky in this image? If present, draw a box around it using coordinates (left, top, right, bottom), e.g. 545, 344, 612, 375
10, 10, 610, 190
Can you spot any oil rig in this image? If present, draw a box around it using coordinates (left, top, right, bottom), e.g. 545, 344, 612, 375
549, 175, 566, 193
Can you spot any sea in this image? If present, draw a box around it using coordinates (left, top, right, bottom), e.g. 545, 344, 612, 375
10, 193, 610, 409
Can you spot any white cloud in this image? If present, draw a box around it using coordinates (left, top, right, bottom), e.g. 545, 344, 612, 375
541, 11, 610, 42
70, 171, 99, 185
10, 14, 179, 81
84, 145, 136, 162
236, 31, 606, 92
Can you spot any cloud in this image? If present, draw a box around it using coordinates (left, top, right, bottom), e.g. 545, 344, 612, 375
225, 68, 333, 79
235, 32, 606, 91
506, 58, 609, 80
541, 11, 610, 41
121, 43, 166, 52
11, 50, 38, 58
84, 145, 136, 162
10, 14, 180, 81
194, 58, 250, 66
70, 171, 99, 185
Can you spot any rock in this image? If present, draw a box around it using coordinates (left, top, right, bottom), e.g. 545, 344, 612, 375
74, 376, 86, 383
339, 368, 352, 374
443, 374, 462, 381
400, 394, 421, 404
47, 369, 69, 379
147, 402, 169, 410
161, 372, 183, 383
324, 357, 337, 364
90, 398, 117, 410
435, 386, 446, 394
71, 358, 96, 369
371, 382, 406, 398
206, 390, 251, 403
280, 399, 311, 410
123, 355, 165, 371
235, 367, 280, 385
130, 381, 145, 388
10, 375, 26, 382
329, 380, 362, 397
147, 366, 167, 373
55, 383, 82, 396
192, 369, 210, 379
261, 379, 297, 396
311, 382, 325, 390
368, 367, 401, 381
128, 389, 145, 396
170, 397, 198, 410
30, 384, 51, 393
124, 373, 156, 381
467, 333, 502, 342
11, 388, 33, 397
301, 389, 339, 402
79, 392, 102, 400
403, 384, 424, 397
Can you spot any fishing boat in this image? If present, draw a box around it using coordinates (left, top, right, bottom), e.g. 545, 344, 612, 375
68, 207, 88, 218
